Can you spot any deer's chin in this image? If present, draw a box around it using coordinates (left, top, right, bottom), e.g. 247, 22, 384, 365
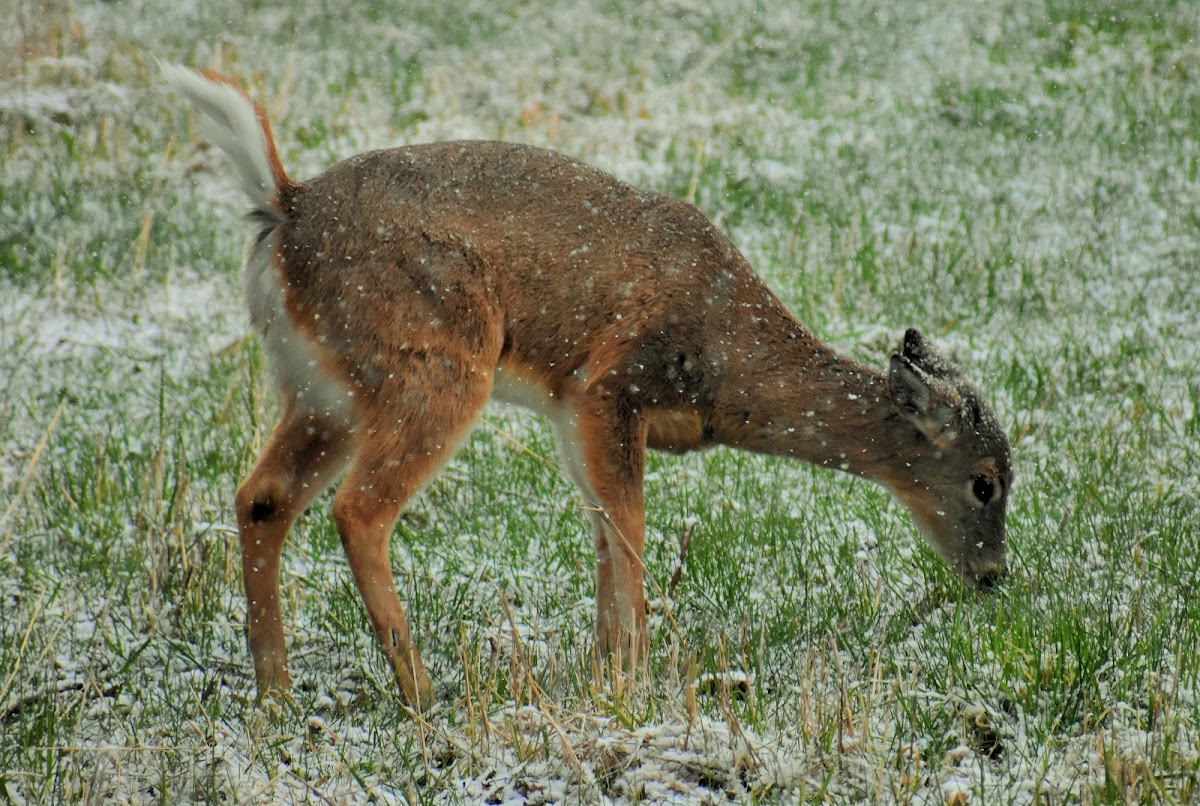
962, 555, 1008, 593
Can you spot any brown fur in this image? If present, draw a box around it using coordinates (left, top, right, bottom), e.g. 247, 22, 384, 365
174, 72, 1012, 709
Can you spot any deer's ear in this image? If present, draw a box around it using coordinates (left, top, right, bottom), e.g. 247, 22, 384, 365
901, 328, 928, 363
890, 353, 961, 446
889, 354, 931, 417
899, 327, 957, 380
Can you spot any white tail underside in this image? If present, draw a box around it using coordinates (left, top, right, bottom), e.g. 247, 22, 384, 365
160, 62, 279, 213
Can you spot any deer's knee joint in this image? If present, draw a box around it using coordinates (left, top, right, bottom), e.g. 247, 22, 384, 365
237, 482, 281, 526
249, 497, 276, 524
237, 474, 289, 525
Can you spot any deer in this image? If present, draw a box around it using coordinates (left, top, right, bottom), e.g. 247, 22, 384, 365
163, 65, 1012, 710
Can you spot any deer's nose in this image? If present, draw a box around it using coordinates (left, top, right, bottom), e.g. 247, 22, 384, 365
974, 564, 1007, 592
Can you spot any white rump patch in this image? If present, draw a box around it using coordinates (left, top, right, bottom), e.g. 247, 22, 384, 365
245, 234, 351, 422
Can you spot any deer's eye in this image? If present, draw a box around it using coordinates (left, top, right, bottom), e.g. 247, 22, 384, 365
972, 476, 995, 505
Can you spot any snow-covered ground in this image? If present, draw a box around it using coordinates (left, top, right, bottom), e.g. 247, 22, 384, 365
3, 0, 1199, 802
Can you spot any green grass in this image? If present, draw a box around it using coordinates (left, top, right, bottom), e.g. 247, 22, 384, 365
2, 0, 1200, 801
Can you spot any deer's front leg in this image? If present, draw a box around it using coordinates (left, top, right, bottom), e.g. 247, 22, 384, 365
553, 395, 649, 667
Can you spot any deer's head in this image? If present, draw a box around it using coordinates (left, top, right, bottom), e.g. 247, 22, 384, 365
884, 329, 1012, 591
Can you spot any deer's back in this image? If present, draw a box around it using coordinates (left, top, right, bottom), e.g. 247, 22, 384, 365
275, 141, 795, 415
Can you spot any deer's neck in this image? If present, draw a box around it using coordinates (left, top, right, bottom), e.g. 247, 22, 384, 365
708, 324, 908, 482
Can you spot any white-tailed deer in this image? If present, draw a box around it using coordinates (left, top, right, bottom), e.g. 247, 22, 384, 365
165, 66, 1012, 709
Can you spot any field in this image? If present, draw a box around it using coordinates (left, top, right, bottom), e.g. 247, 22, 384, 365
3, 0, 1200, 802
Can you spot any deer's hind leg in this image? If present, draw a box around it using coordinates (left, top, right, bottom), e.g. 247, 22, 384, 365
235, 404, 354, 697
330, 350, 495, 710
